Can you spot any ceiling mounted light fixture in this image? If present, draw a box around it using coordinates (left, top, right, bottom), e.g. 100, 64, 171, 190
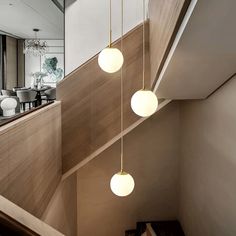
110, 0, 135, 197
24, 29, 48, 57
98, 0, 124, 73
131, 0, 158, 117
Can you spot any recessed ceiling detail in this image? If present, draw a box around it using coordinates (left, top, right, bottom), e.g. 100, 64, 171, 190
156, 0, 236, 99
0, 0, 64, 39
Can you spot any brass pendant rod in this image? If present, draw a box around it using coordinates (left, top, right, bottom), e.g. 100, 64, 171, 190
120, 0, 124, 172
109, 0, 112, 47
142, 0, 146, 90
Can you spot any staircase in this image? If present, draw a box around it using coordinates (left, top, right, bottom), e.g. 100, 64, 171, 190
0, 196, 64, 236
59, 0, 188, 178
0, 1, 191, 235
1, 0, 235, 236
125, 221, 185, 236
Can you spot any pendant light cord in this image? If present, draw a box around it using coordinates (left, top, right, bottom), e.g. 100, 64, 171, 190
120, 0, 124, 172
142, 0, 146, 90
109, 0, 112, 47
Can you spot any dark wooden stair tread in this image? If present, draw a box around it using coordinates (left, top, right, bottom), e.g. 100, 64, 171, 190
135, 220, 185, 236
125, 229, 136, 236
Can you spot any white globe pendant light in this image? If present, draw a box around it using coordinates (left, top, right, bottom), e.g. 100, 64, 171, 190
98, 0, 124, 73
110, 171, 135, 197
110, 0, 134, 197
98, 47, 124, 73
131, 89, 158, 117
131, 0, 158, 117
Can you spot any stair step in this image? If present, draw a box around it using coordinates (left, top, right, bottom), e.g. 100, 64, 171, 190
125, 229, 136, 236
136, 220, 185, 236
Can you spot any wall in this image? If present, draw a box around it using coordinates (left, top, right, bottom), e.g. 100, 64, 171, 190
65, 0, 147, 74
58, 24, 150, 173
179, 78, 236, 236
0, 102, 62, 219
61, 0, 188, 174
77, 102, 180, 236
42, 174, 77, 236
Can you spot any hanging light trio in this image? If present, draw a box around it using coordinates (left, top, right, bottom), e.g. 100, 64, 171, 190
98, 0, 158, 197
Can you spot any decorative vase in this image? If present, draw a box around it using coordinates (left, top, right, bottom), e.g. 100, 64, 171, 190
32, 72, 48, 89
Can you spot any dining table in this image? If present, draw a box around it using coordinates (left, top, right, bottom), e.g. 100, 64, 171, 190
31, 87, 49, 106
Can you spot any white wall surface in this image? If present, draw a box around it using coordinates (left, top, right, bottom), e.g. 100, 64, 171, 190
179, 77, 236, 236
65, 0, 147, 74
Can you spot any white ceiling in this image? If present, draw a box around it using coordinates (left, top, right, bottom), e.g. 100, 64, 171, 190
156, 0, 236, 99
0, 0, 64, 39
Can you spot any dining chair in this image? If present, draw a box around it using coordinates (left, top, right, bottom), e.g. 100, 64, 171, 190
44, 88, 56, 101
40, 85, 52, 96
16, 90, 37, 111
1, 89, 17, 96
13, 87, 29, 92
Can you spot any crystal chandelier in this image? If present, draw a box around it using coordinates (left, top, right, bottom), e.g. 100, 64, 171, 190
24, 29, 48, 57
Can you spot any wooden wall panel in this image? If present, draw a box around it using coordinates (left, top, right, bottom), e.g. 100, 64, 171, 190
76, 102, 180, 236
0, 102, 62, 218
0, 196, 64, 236
149, 0, 187, 86
6, 36, 18, 89
58, 24, 150, 173
42, 174, 77, 236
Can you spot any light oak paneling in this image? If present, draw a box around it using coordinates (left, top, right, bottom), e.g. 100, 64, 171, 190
58, 24, 150, 173
77, 102, 180, 236
42, 174, 77, 236
61, 99, 171, 180
0, 196, 64, 236
149, 0, 188, 86
0, 132, 9, 196
0, 102, 62, 218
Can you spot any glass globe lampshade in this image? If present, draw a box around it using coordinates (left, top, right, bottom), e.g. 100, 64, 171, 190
131, 90, 158, 117
110, 171, 135, 197
98, 47, 124, 73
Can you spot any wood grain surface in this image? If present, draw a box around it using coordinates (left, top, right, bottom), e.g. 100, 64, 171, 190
149, 0, 187, 86
58, 24, 150, 173
0, 102, 62, 218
